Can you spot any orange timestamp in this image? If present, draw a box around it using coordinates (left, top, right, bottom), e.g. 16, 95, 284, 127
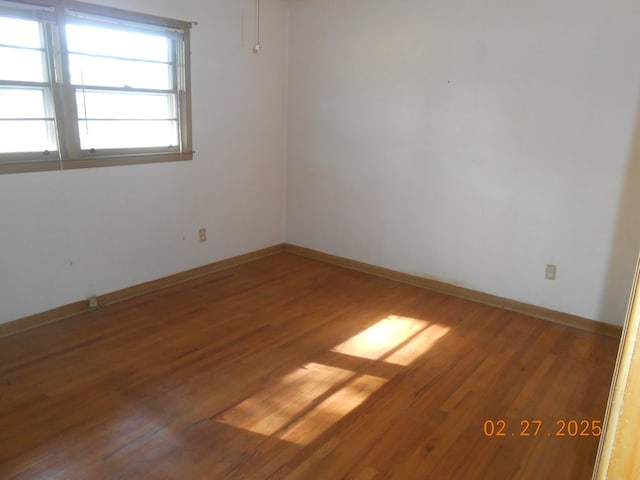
483, 419, 602, 438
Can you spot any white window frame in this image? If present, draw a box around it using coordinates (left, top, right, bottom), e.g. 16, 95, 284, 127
0, 0, 193, 175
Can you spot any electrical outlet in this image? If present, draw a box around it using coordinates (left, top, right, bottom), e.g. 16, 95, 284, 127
88, 295, 99, 309
545, 264, 557, 280
199, 228, 207, 243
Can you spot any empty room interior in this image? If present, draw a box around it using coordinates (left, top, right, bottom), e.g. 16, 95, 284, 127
1, 0, 640, 478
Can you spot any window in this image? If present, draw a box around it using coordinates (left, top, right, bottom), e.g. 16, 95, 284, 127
0, 0, 193, 174
0, 14, 57, 156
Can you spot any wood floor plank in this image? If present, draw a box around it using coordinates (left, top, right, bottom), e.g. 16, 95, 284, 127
0, 253, 619, 479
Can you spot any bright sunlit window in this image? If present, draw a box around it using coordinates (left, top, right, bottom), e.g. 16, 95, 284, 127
0, 16, 57, 154
0, 0, 193, 174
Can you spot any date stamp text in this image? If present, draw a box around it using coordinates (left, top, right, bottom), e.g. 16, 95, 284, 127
483, 419, 602, 438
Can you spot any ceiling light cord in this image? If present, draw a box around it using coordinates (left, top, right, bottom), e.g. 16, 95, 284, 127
253, 0, 261, 53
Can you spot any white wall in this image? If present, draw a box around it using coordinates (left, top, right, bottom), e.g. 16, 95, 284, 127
286, 0, 640, 325
0, 0, 288, 325
3, 0, 638, 328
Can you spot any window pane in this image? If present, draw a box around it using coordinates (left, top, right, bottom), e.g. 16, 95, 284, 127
0, 46, 46, 82
0, 120, 57, 153
0, 17, 42, 48
0, 88, 49, 118
69, 54, 172, 89
78, 120, 178, 149
76, 91, 175, 120
66, 23, 169, 62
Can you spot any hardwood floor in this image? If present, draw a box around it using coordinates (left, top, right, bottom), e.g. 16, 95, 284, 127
0, 253, 620, 479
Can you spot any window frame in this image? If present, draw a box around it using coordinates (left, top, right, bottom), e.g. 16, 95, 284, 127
0, 0, 193, 175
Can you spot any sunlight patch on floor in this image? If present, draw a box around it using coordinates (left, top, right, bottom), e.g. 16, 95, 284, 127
216, 315, 449, 445
332, 315, 429, 362
279, 374, 387, 445
384, 323, 451, 366
217, 363, 386, 445
217, 363, 353, 437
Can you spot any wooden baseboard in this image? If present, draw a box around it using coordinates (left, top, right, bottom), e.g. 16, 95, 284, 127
283, 244, 623, 339
2, 242, 622, 340
98, 244, 285, 306
0, 301, 88, 339
0, 244, 285, 339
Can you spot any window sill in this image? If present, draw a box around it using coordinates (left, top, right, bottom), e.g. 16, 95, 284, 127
0, 151, 194, 175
